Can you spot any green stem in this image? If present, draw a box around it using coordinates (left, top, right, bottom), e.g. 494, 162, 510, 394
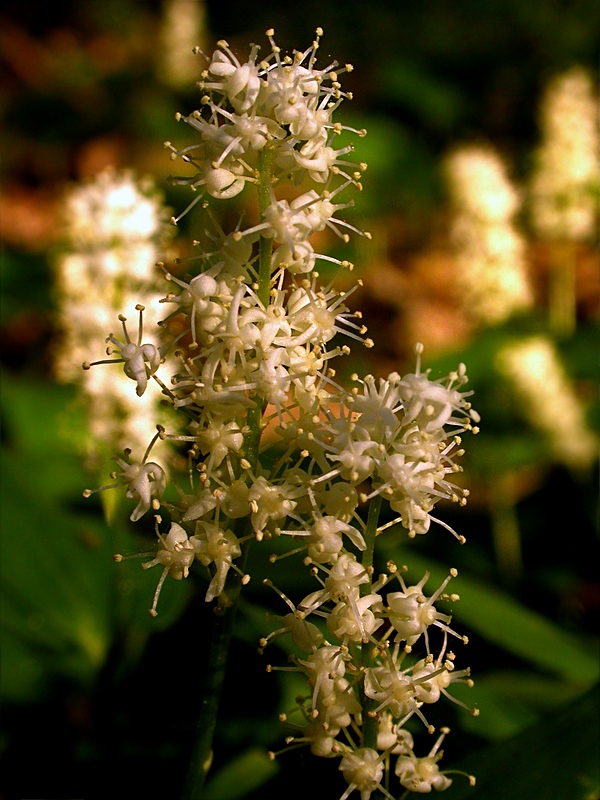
181, 148, 274, 800
256, 147, 274, 308
490, 473, 523, 584
182, 601, 237, 798
549, 241, 576, 338
360, 494, 382, 751
245, 147, 274, 468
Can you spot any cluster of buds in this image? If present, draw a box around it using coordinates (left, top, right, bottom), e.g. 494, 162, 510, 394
83, 30, 478, 798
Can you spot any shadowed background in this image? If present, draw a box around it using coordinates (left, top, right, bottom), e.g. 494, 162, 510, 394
1, 1, 598, 799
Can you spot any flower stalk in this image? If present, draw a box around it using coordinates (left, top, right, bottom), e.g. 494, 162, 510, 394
83, 29, 479, 800
183, 150, 276, 799
182, 602, 237, 799
360, 494, 382, 751
548, 241, 577, 338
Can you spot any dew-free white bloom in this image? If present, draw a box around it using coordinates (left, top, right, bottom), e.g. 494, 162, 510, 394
81, 29, 478, 799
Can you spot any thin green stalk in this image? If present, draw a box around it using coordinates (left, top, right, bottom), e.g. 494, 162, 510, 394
182, 600, 238, 798
490, 473, 523, 584
360, 494, 382, 751
549, 241, 576, 338
181, 148, 274, 800
244, 147, 274, 468
256, 147, 274, 308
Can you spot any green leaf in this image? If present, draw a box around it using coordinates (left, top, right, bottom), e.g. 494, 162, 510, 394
0, 629, 47, 702
1, 376, 88, 502
0, 250, 53, 321
380, 59, 464, 131
0, 375, 193, 700
388, 548, 599, 684
441, 685, 600, 800
451, 670, 588, 741
202, 748, 279, 800
0, 455, 118, 694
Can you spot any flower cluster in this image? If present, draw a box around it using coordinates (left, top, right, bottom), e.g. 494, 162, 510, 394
496, 336, 597, 470
445, 145, 533, 325
530, 67, 599, 242
83, 30, 478, 798
158, 0, 207, 89
54, 169, 174, 458
264, 560, 478, 799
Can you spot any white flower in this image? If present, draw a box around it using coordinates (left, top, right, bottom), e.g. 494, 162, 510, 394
386, 570, 462, 648
160, 269, 221, 346
326, 593, 383, 643
84, 447, 167, 522
396, 356, 473, 434
364, 662, 417, 719
84, 306, 161, 397
260, 578, 324, 654
194, 419, 244, 468
142, 522, 196, 616
328, 438, 380, 484
306, 514, 365, 564
202, 41, 262, 113
395, 752, 452, 793
62, 168, 169, 247
339, 748, 387, 800
377, 714, 414, 754
181, 487, 219, 522
298, 644, 347, 708
412, 656, 472, 706
349, 373, 402, 442
190, 521, 242, 602
122, 460, 167, 522
445, 146, 520, 222
298, 720, 339, 758
248, 476, 298, 535
55, 169, 173, 456
318, 676, 361, 730
322, 553, 370, 600
394, 730, 455, 794
93, 30, 479, 795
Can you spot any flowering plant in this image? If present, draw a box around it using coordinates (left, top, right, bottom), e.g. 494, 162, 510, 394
83, 29, 479, 799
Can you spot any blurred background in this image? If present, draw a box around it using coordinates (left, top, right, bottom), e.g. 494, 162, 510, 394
1, 1, 598, 799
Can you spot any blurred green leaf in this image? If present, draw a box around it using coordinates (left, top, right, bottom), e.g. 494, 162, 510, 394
0, 458, 114, 695
203, 748, 279, 800
389, 549, 599, 684
0, 628, 47, 702
558, 322, 600, 384
451, 670, 588, 741
466, 431, 548, 475
1, 376, 85, 502
0, 375, 193, 700
442, 685, 600, 800
344, 113, 439, 214
0, 250, 53, 320
379, 58, 464, 131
